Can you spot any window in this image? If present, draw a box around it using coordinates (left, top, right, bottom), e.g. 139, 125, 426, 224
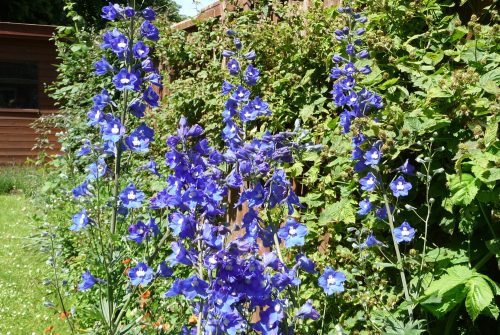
0, 61, 38, 109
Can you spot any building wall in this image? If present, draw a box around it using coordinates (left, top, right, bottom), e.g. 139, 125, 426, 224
0, 22, 59, 165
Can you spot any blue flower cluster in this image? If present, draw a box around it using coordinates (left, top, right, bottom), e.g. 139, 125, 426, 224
153, 31, 340, 334
331, 6, 415, 246
72, 3, 162, 292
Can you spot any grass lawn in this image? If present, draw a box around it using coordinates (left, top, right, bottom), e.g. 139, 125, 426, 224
0, 194, 70, 335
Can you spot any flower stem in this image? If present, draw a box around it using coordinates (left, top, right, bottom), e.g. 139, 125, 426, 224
382, 193, 413, 319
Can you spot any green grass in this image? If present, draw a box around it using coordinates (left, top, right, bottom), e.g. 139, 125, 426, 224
0, 166, 43, 195
0, 195, 70, 335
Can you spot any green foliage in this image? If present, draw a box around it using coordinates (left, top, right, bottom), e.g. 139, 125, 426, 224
0, 167, 44, 195
37, 0, 500, 333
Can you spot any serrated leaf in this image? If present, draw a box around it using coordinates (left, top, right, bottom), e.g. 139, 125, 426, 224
445, 173, 481, 206
484, 119, 499, 148
318, 198, 355, 225
378, 77, 399, 90
465, 276, 494, 321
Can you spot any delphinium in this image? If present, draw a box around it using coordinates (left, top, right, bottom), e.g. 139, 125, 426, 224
68, 2, 165, 333
329, 2, 418, 317
154, 30, 342, 334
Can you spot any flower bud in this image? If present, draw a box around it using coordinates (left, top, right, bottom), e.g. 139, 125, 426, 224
404, 204, 417, 210
429, 198, 435, 204
433, 168, 444, 175
415, 157, 424, 163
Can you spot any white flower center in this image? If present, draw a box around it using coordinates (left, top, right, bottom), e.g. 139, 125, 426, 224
192, 278, 199, 287
79, 215, 85, 224
120, 77, 130, 84
118, 42, 127, 48
288, 226, 297, 236
111, 124, 120, 134
367, 177, 374, 185
274, 304, 281, 312
136, 269, 145, 277
238, 92, 244, 98
327, 275, 336, 286
95, 110, 101, 119
396, 182, 405, 191
132, 137, 141, 147
223, 318, 230, 326
402, 227, 410, 236
137, 228, 144, 234
371, 151, 379, 160
127, 191, 136, 200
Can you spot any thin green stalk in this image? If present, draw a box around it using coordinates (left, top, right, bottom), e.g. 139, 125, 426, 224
383, 193, 413, 319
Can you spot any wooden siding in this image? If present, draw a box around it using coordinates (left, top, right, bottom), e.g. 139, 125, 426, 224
0, 22, 59, 165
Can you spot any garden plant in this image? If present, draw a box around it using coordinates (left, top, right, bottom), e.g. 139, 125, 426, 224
34, 0, 499, 334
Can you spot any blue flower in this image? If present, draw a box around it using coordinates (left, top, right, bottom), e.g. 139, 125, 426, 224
101, 117, 125, 143
142, 7, 156, 20
72, 180, 91, 198
295, 254, 316, 273
125, 122, 154, 153
357, 197, 373, 215
164, 276, 209, 300
318, 267, 346, 295
78, 271, 101, 291
389, 175, 412, 197
110, 33, 128, 56
128, 218, 159, 243
399, 159, 416, 175
364, 146, 381, 166
227, 58, 240, 75
157, 262, 173, 278
141, 58, 155, 72
244, 50, 256, 60
132, 41, 150, 59
119, 183, 145, 209
113, 68, 140, 91
94, 56, 113, 75
140, 20, 159, 41
123, 6, 135, 17
143, 86, 159, 107
169, 212, 196, 239
128, 262, 153, 286
393, 221, 415, 243
128, 98, 146, 117
277, 218, 308, 248
87, 106, 104, 126
244, 64, 260, 85
295, 300, 320, 320
70, 208, 91, 231
221, 80, 234, 95
92, 89, 112, 109
359, 172, 378, 192
360, 233, 386, 248
101, 3, 121, 20
87, 157, 107, 180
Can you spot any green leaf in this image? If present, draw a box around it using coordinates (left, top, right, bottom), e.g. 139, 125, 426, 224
484, 119, 499, 148
423, 51, 444, 66
445, 173, 481, 206
378, 77, 399, 90
421, 265, 473, 318
299, 104, 315, 122
465, 276, 494, 321
318, 198, 356, 225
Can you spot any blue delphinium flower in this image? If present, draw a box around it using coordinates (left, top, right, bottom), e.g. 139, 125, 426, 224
399, 159, 416, 175
364, 146, 381, 166
113, 68, 140, 91
70, 208, 92, 231
360, 233, 386, 248
72, 180, 91, 198
244, 64, 260, 85
119, 183, 145, 209
295, 300, 320, 320
318, 267, 346, 295
94, 56, 114, 75
140, 20, 159, 41
78, 271, 101, 291
277, 218, 308, 248
128, 262, 153, 286
128, 218, 158, 243
357, 197, 373, 215
227, 58, 240, 75
101, 2, 122, 20
128, 98, 146, 118
132, 41, 150, 59
393, 221, 415, 243
359, 172, 377, 191
142, 7, 156, 20
101, 117, 125, 143
389, 175, 412, 197
143, 86, 159, 107
125, 122, 154, 153
87, 157, 107, 180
